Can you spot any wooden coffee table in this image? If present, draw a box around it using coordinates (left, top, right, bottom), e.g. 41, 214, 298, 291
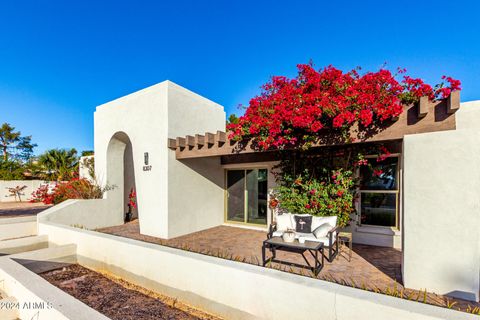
262, 237, 324, 275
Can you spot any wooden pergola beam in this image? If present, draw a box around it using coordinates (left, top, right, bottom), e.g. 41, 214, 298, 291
186, 135, 195, 148
216, 131, 226, 145
447, 90, 460, 114
167, 138, 177, 149
195, 134, 205, 147
418, 96, 429, 118
205, 132, 215, 146
176, 137, 186, 148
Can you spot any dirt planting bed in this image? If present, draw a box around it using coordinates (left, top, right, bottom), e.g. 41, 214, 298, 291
40, 264, 222, 320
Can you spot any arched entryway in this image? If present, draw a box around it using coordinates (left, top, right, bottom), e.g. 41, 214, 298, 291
106, 132, 137, 221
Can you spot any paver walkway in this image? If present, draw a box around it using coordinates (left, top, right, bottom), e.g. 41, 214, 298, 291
0, 202, 51, 218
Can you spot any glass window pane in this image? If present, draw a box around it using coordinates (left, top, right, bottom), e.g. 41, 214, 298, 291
360, 193, 397, 227
360, 157, 398, 190
246, 169, 268, 225
227, 170, 245, 222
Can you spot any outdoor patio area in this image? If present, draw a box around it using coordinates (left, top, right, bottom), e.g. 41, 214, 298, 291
101, 224, 390, 279
97, 220, 480, 313
99, 220, 401, 287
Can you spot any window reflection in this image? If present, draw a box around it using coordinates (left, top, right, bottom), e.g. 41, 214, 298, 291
359, 156, 399, 228
360, 157, 398, 190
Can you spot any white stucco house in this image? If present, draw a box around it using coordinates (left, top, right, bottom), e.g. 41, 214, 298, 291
71, 80, 480, 302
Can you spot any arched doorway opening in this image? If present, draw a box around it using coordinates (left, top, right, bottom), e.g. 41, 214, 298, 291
106, 132, 137, 221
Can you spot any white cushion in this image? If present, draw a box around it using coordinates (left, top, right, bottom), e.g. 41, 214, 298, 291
312, 223, 331, 238
276, 213, 294, 231
311, 216, 323, 230
272, 230, 336, 246
312, 216, 337, 230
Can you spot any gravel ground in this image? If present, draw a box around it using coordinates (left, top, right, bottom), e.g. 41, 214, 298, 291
40, 264, 222, 320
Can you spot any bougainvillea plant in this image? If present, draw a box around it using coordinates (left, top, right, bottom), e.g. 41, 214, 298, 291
30, 178, 110, 205
271, 142, 393, 225
228, 63, 461, 151
276, 169, 354, 227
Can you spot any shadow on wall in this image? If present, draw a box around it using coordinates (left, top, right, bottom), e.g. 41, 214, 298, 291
123, 139, 137, 219
443, 267, 480, 302
179, 157, 224, 189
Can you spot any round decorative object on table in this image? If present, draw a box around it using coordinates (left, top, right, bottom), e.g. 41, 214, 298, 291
298, 237, 306, 244
282, 230, 296, 243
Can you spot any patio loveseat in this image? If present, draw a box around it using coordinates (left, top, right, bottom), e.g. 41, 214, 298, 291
267, 213, 339, 262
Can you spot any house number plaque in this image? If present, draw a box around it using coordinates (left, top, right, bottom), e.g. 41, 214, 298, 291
143, 152, 152, 171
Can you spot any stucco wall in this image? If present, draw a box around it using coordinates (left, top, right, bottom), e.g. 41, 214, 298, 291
38, 221, 477, 320
0, 180, 50, 202
167, 155, 224, 238
403, 101, 480, 302
94, 81, 225, 238
37, 199, 123, 230
0, 216, 37, 240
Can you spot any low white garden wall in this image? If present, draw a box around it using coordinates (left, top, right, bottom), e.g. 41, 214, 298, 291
37, 199, 123, 230
0, 216, 37, 240
38, 221, 477, 320
0, 180, 53, 202
0, 247, 108, 320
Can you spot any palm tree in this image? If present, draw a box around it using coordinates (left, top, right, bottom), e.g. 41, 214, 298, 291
37, 148, 79, 181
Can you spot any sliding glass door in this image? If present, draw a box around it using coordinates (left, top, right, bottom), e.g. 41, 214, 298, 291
226, 169, 268, 225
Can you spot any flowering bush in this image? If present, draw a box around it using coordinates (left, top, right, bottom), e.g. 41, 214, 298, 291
30, 178, 106, 205
31, 184, 54, 204
128, 188, 137, 208
276, 169, 354, 227
228, 63, 461, 150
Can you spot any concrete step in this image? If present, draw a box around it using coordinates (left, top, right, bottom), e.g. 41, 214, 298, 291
0, 235, 49, 256
0, 216, 37, 241
9, 244, 77, 274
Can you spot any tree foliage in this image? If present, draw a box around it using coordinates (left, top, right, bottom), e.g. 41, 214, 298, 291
37, 148, 79, 181
0, 123, 36, 161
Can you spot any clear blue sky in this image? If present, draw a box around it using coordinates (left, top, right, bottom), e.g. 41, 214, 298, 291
1, 1, 479, 154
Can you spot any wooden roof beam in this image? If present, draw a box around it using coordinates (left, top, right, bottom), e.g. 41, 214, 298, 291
195, 134, 205, 147
176, 137, 186, 149
216, 131, 226, 146
186, 135, 195, 148
205, 132, 215, 146
418, 96, 429, 118
168, 138, 177, 150
447, 90, 460, 114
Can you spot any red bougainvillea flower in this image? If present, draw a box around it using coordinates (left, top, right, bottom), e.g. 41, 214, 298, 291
356, 159, 368, 166
373, 169, 383, 177
227, 63, 461, 150
377, 145, 391, 162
